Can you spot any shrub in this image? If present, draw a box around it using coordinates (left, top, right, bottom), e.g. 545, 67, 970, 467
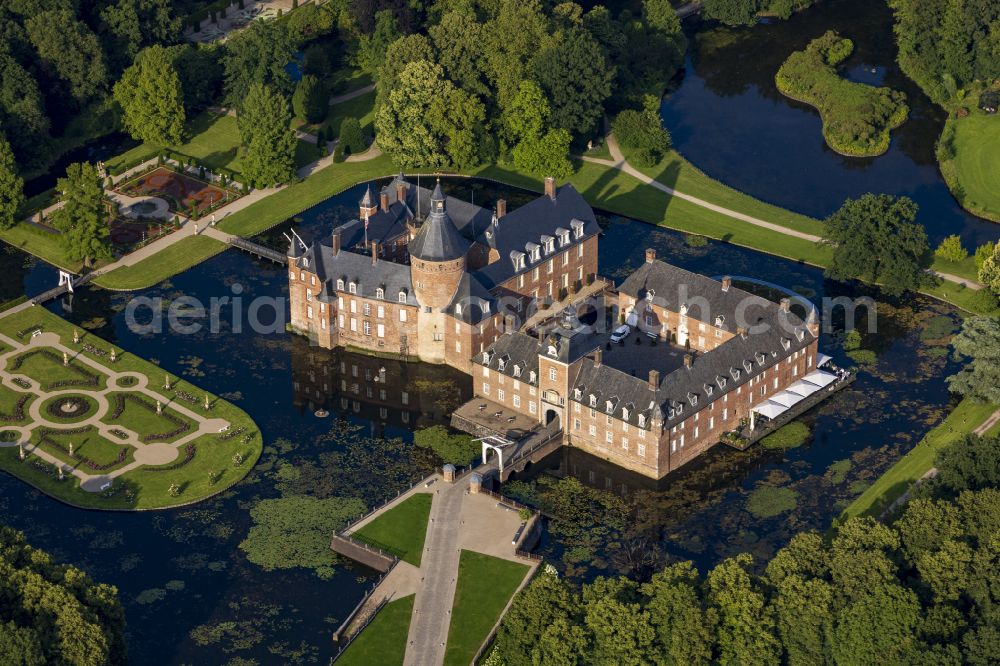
934, 234, 968, 263
338, 117, 366, 155
292, 75, 327, 124
968, 287, 999, 314
685, 234, 708, 247
414, 425, 479, 465
612, 96, 671, 167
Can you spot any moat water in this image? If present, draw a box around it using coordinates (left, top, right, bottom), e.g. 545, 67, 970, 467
662, 0, 1000, 247
0, 174, 963, 663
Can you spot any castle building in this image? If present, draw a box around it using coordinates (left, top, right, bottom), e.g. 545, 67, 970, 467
289, 176, 839, 479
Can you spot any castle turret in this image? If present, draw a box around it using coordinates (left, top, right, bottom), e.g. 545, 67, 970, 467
359, 185, 377, 219
409, 182, 468, 309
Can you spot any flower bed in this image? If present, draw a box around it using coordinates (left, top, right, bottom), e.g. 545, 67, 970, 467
0, 395, 30, 423
36, 427, 130, 472
107, 393, 192, 442
10, 349, 102, 388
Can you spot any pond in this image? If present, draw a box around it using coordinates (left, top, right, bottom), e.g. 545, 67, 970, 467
662, 0, 1000, 247
0, 177, 962, 663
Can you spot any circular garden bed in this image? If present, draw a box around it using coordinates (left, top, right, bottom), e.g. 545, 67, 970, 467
43, 395, 98, 423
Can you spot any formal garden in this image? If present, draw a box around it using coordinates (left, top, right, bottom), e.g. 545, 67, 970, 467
775, 30, 909, 157
0, 307, 262, 509
116, 165, 241, 219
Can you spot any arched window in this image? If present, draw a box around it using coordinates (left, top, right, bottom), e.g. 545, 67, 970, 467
336, 279, 344, 290
398, 291, 407, 303
376, 288, 384, 299
349, 282, 357, 294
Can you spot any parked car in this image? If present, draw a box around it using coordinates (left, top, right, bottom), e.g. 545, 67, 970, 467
611, 325, 631, 343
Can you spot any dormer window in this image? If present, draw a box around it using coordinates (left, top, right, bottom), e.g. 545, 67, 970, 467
573, 388, 581, 399
349, 282, 357, 294
482, 351, 491, 363
337, 279, 344, 290
571, 219, 584, 238
622, 408, 629, 420
498, 358, 506, 371
606, 400, 613, 412
638, 414, 646, 428
529, 370, 536, 384
542, 236, 555, 254
756, 352, 766, 364
730, 367, 741, 380
716, 375, 727, 389
455, 303, 463, 316
646, 289, 655, 303
704, 383, 714, 396
680, 304, 688, 316
398, 290, 407, 303
590, 395, 597, 407
687, 392, 698, 406
376, 287, 384, 299
513, 364, 522, 378
715, 315, 725, 328
781, 338, 791, 350
743, 360, 753, 373
797, 328, 806, 341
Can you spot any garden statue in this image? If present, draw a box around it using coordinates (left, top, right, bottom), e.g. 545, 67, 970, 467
57, 465, 64, 481
73, 329, 80, 343
205, 394, 210, 410
68, 443, 73, 457
110, 349, 117, 362
165, 375, 171, 390
62, 351, 69, 366
18, 444, 24, 460
156, 400, 162, 415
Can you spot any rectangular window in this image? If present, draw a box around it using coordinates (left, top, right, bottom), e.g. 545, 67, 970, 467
363, 303, 371, 316
363, 320, 371, 335
562, 252, 569, 266
498, 389, 505, 401
433, 332, 443, 341
338, 296, 344, 309
482, 382, 490, 394
548, 259, 554, 274
377, 323, 385, 338
621, 437, 629, 450
638, 443, 646, 457
306, 305, 313, 319
606, 431, 613, 444
513, 395, 521, 407
483, 367, 489, 377
533, 267, 539, 282
350, 318, 357, 332
577, 244, 583, 258
350, 300, 357, 314
400, 309, 407, 322
589, 424, 597, 436
377, 305, 384, 318
518, 274, 524, 288
562, 273, 568, 287
549, 368, 557, 381
338, 314, 344, 328
455, 341, 461, 352
529, 401, 536, 414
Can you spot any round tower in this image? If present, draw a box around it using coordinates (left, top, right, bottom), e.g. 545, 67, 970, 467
408, 182, 468, 309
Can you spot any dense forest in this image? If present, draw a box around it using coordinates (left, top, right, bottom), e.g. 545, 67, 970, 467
0, 526, 127, 665
491, 433, 1000, 665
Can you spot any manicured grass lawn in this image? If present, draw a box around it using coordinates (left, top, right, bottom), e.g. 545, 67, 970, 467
351, 493, 432, 566
946, 112, 1000, 222
337, 594, 414, 666
443, 550, 530, 666
839, 397, 1000, 521
9, 349, 109, 391
32, 427, 133, 471
0, 307, 263, 510
100, 391, 198, 443
0, 222, 86, 273
323, 90, 376, 138
328, 65, 372, 96
0, 385, 33, 425
105, 111, 317, 180
91, 235, 227, 291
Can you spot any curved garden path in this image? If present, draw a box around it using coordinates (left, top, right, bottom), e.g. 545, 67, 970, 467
0, 329, 229, 492
582, 134, 982, 290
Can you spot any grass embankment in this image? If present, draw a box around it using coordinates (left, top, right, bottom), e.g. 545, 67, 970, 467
775, 31, 908, 157
105, 110, 317, 179
443, 550, 530, 666
351, 493, 432, 567
839, 397, 999, 521
91, 235, 227, 291
337, 594, 414, 666
938, 111, 1000, 223
0, 223, 88, 273
0, 307, 263, 510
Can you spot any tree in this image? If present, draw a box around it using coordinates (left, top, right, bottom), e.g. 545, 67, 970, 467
25, 10, 108, 104
931, 435, 1000, 497
934, 234, 968, 263
493, 567, 578, 666
483, 0, 554, 108
703, 0, 761, 26
831, 583, 921, 664
642, 562, 716, 665
0, 135, 24, 230
706, 554, 781, 666
239, 495, 366, 579
974, 241, 995, 273
531, 27, 613, 138
99, 0, 181, 70
113, 45, 186, 145
222, 20, 294, 106
0, 526, 126, 666
820, 194, 931, 296
535, 615, 590, 665
413, 425, 478, 465
238, 83, 297, 188
0, 54, 50, 168
501, 80, 573, 178
375, 60, 488, 169
613, 96, 671, 166
376, 34, 433, 108
946, 316, 1000, 403
512, 129, 574, 179
978, 242, 1000, 293
51, 163, 111, 267
169, 44, 224, 114
355, 10, 400, 77
430, 12, 488, 96
291, 74, 326, 124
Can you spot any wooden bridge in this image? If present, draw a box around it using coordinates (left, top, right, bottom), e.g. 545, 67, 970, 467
227, 237, 286, 263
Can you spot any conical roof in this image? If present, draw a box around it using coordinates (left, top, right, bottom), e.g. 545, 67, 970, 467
408, 182, 469, 261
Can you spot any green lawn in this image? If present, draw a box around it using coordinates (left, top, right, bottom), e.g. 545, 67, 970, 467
100, 391, 198, 443
839, 397, 1000, 521
91, 235, 227, 291
944, 112, 1000, 222
337, 594, 414, 666
443, 550, 531, 666
351, 493, 432, 566
105, 111, 317, 180
0, 385, 33, 425
0, 223, 87, 273
32, 427, 134, 471
324, 90, 376, 138
328, 65, 372, 96
9, 348, 109, 391
0, 307, 263, 510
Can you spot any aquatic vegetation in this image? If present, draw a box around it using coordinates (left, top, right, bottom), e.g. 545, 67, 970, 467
846, 349, 878, 366
761, 422, 811, 450
919, 314, 956, 342
826, 459, 853, 484
747, 485, 799, 518
136, 588, 167, 605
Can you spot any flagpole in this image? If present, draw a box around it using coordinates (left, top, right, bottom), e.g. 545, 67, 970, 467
364, 208, 369, 248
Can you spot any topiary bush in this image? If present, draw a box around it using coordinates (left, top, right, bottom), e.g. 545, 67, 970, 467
338, 117, 366, 155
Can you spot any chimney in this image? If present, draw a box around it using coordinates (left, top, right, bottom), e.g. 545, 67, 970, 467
645, 248, 656, 264
648, 369, 659, 390
496, 199, 506, 219
721, 276, 732, 292
593, 348, 602, 367
779, 297, 790, 313
371, 242, 379, 265
683, 353, 693, 369
504, 314, 515, 332
396, 180, 406, 203
544, 177, 556, 200
380, 191, 389, 212
332, 229, 341, 256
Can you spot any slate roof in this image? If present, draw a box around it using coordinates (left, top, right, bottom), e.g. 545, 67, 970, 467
476, 331, 541, 385
408, 183, 470, 261
444, 273, 496, 324
471, 184, 601, 289
619, 261, 772, 331
295, 241, 418, 306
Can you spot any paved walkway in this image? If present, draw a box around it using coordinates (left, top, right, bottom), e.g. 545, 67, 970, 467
0, 329, 229, 490
329, 83, 375, 106
582, 135, 983, 290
